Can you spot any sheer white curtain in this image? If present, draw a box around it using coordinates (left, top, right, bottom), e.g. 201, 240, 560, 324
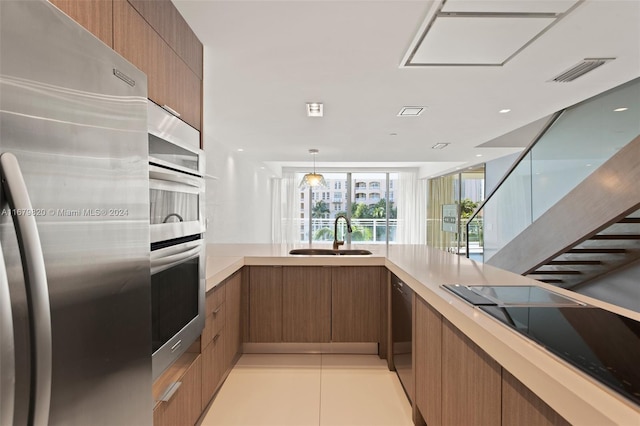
395, 171, 427, 244
271, 171, 299, 243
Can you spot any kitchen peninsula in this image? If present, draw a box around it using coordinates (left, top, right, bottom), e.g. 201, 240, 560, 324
204, 243, 639, 426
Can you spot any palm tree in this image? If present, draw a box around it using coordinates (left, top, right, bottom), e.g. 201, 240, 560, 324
312, 200, 330, 218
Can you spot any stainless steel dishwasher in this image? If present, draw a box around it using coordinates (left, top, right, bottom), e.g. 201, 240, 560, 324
391, 273, 413, 402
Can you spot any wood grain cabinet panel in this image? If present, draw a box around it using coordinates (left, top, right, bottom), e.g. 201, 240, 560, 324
331, 267, 381, 342
414, 296, 442, 426
201, 333, 224, 410
114, 0, 201, 130
282, 267, 331, 343
502, 370, 570, 426
224, 271, 243, 367
49, 0, 113, 47
442, 319, 501, 426
249, 266, 283, 342
127, 0, 203, 78
153, 355, 202, 426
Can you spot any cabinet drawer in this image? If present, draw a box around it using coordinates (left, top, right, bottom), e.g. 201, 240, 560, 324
201, 331, 225, 409
153, 355, 202, 426
206, 283, 225, 315
202, 303, 226, 349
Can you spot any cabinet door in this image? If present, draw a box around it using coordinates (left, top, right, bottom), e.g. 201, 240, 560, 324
502, 370, 570, 426
153, 355, 202, 426
113, 1, 201, 131
415, 296, 442, 426
249, 266, 283, 342
282, 267, 331, 343
201, 333, 225, 410
225, 271, 242, 368
331, 267, 381, 342
49, 0, 113, 47
442, 319, 501, 426
113, 0, 169, 103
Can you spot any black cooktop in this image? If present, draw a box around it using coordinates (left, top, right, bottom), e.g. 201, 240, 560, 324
480, 305, 640, 406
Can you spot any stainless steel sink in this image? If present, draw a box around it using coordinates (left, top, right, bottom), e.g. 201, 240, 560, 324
289, 248, 372, 256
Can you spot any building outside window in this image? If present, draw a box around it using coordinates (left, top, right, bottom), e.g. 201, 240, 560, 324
297, 172, 398, 244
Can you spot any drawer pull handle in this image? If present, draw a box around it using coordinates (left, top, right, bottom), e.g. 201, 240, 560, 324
158, 381, 182, 402
213, 333, 221, 342
213, 308, 220, 316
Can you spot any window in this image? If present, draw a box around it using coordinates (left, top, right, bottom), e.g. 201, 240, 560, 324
296, 172, 399, 244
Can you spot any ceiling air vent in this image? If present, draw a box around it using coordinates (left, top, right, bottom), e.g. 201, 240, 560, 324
550, 58, 615, 82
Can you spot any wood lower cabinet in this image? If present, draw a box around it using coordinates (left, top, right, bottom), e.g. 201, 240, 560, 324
442, 318, 502, 425
48, 0, 113, 47
414, 296, 442, 426
249, 266, 283, 342
282, 266, 331, 342
153, 354, 202, 426
331, 267, 381, 342
502, 370, 571, 426
224, 271, 242, 366
200, 270, 243, 411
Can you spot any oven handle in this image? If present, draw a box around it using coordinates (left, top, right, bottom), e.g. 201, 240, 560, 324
149, 165, 203, 189
151, 244, 201, 275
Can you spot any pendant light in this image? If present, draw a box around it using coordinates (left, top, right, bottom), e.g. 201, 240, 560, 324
299, 148, 327, 188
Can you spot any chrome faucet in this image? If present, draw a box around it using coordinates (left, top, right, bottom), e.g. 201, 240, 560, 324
333, 214, 352, 250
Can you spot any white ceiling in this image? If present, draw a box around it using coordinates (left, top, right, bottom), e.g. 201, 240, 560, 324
173, 0, 640, 177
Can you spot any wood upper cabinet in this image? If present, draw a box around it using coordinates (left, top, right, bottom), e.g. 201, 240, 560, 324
502, 370, 570, 426
442, 318, 502, 426
48, 0, 113, 47
249, 266, 283, 343
113, 0, 201, 130
127, 0, 203, 79
282, 267, 331, 343
331, 267, 381, 342
414, 296, 442, 426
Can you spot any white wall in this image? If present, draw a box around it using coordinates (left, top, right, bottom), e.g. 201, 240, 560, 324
576, 259, 640, 313
203, 138, 273, 243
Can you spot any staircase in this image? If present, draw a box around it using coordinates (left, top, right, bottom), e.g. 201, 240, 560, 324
485, 135, 640, 290
525, 209, 640, 289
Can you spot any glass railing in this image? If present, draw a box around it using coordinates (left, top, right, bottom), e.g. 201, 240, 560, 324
468, 77, 640, 263
307, 218, 398, 243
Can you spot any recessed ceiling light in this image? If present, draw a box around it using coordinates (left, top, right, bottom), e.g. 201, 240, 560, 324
398, 106, 425, 117
306, 102, 323, 117
614, 107, 628, 112
431, 143, 449, 149
499, 109, 511, 114
237, 148, 244, 152
475, 154, 483, 157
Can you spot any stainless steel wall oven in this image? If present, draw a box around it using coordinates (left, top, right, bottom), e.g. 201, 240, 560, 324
148, 101, 205, 380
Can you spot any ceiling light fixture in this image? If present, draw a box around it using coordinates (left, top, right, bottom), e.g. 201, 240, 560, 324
299, 149, 327, 188
431, 143, 449, 149
613, 107, 628, 112
398, 106, 425, 117
499, 109, 511, 114
306, 102, 323, 117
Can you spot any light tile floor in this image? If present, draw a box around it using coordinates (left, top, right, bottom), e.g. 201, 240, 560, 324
199, 354, 413, 426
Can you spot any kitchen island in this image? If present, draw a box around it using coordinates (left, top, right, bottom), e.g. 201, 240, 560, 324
205, 243, 640, 425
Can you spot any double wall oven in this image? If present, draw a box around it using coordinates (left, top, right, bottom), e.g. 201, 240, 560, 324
148, 101, 205, 380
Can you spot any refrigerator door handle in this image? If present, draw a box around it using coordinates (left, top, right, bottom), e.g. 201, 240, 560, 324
0, 152, 52, 426
0, 242, 15, 426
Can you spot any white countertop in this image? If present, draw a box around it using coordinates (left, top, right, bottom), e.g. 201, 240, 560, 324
206, 243, 640, 425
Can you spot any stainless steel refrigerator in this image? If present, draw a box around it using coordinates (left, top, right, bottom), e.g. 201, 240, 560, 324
0, 1, 152, 424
